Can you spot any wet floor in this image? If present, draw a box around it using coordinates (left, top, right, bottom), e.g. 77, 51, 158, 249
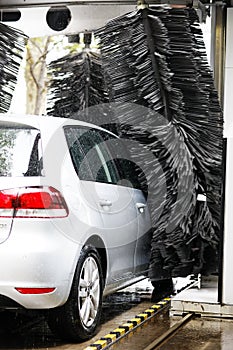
0, 291, 149, 349
158, 317, 233, 350
1, 283, 233, 349
102, 310, 233, 350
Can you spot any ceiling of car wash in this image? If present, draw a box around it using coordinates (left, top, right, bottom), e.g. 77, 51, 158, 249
0, 0, 134, 37
0, 0, 193, 37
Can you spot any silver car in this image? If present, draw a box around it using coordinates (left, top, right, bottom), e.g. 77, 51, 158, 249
0, 114, 151, 341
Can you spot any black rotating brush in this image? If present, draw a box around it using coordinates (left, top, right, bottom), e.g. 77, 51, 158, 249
0, 23, 28, 113
47, 7, 223, 280
95, 7, 223, 280
47, 49, 108, 118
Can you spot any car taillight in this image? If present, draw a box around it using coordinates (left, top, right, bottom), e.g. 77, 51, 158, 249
0, 187, 68, 218
15, 287, 56, 294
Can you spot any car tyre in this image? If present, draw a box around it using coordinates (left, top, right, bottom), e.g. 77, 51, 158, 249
48, 245, 103, 342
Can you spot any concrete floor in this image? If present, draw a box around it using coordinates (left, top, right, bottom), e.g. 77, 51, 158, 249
1, 278, 233, 349
112, 309, 233, 350
86, 277, 233, 349
109, 277, 233, 350
167, 276, 233, 350
159, 317, 233, 350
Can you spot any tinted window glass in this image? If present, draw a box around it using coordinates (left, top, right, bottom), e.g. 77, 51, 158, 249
64, 127, 93, 181
0, 127, 43, 177
103, 137, 148, 193
117, 158, 147, 194
64, 126, 120, 184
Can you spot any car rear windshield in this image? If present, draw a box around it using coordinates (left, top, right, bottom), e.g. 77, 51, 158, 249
0, 126, 43, 177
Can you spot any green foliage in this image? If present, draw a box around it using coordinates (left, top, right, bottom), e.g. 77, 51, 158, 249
0, 130, 16, 176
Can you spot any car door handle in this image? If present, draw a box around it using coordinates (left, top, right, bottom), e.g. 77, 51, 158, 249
136, 203, 146, 213
99, 199, 112, 207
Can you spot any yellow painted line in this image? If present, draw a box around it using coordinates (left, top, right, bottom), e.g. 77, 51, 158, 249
145, 308, 156, 314
137, 313, 149, 320
83, 298, 171, 350
94, 339, 108, 347
151, 304, 162, 309
130, 317, 143, 325
85, 339, 107, 350
112, 327, 126, 336
102, 333, 117, 341
121, 322, 134, 330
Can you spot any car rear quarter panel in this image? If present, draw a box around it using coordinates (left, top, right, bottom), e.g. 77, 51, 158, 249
0, 217, 81, 308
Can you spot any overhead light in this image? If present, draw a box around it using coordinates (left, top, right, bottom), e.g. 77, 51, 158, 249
46, 6, 71, 32
0, 9, 21, 22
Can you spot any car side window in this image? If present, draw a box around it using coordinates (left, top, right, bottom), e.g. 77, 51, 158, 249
64, 127, 93, 181
0, 127, 43, 177
103, 137, 148, 194
64, 126, 120, 184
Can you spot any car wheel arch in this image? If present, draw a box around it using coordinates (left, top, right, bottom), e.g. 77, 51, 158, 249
61, 235, 108, 308
84, 235, 107, 285
48, 244, 104, 341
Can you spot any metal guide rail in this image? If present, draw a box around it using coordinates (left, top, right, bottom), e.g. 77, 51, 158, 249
84, 278, 199, 350
84, 298, 171, 350
142, 313, 194, 350
84, 301, 196, 350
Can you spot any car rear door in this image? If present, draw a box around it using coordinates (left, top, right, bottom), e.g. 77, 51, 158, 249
64, 126, 138, 282
94, 134, 151, 279
114, 156, 152, 275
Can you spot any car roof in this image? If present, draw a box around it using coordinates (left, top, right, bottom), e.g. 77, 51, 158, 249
0, 114, 117, 137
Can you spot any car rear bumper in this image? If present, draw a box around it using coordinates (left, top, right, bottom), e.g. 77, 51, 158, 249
0, 219, 80, 309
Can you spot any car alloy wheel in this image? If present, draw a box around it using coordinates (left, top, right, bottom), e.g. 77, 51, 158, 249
48, 245, 103, 342
78, 255, 101, 328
